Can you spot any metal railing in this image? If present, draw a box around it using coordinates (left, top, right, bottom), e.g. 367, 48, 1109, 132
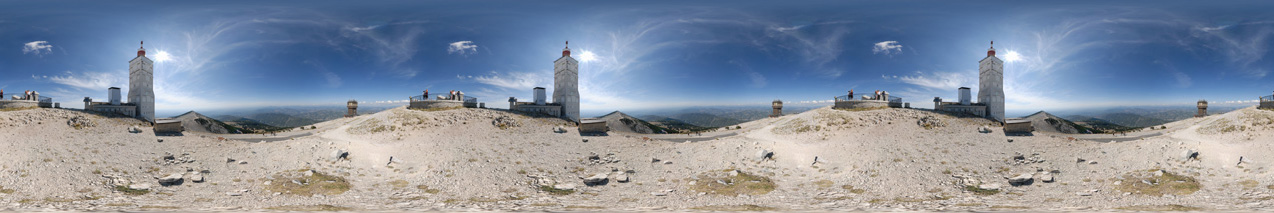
464, 97, 478, 103
39, 97, 52, 103
1262, 95, 1274, 102
889, 96, 904, 103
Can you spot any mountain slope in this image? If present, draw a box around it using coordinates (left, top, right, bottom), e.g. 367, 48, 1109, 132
173, 111, 237, 134
1024, 111, 1087, 134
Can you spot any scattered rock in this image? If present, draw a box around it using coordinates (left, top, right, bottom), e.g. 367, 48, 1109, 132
1075, 158, 1086, 163
227, 192, 242, 196
128, 183, 151, 191
612, 173, 630, 183
129, 126, 143, 133
756, 149, 774, 161
978, 126, 993, 133
553, 126, 568, 133
188, 172, 205, 183
916, 116, 946, 129
582, 139, 589, 143
225, 158, 236, 163
159, 173, 184, 186
583, 173, 609, 186
1153, 170, 1164, 177
553, 184, 576, 191
651, 192, 667, 196
491, 115, 521, 129
1008, 173, 1034, 186
1037, 173, 1055, 183
331, 149, 348, 161
157, 139, 164, 143
1182, 149, 1198, 161
650, 158, 662, 163
66, 115, 96, 129
1007, 139, 1014, 143
977, 183, 1001, 191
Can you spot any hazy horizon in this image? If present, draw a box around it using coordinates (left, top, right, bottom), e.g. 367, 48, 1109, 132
5, 0, 1273, 117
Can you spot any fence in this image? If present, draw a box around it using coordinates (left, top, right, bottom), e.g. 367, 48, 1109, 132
1262, 95, 1274, 102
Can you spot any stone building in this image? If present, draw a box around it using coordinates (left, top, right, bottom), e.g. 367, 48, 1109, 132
510, 41, 583, 123
1195, 100, 1208, 117
86, 41, 155, 122
935, 41, 1007, 123
347, 100, 358, 118
771, 100, 783, 117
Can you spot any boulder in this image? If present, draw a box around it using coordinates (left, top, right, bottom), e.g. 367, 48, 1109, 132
128, 183, 151, 191
583, 173, 609, 186
978, 126, 992, 133
553, 126, 568, 133
756, 150, 774, 161
1182, 150, 1198, 161
552, 183, 576, 191
331, 149, 348, 161
977, 183, 1001, 191
128, 126, 143, 133
1008, 173, 1034, 186
159, 173, 184, 186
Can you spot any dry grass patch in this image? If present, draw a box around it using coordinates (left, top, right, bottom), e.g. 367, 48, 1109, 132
813, 179, 834, 189
388, 179, 409, 188
264, 169, 352, 196
690, 170, 777, 196
412, 106, 464, 112
266, 205, 353, 211
0, 106, 38, 112
416, 185, 441, 194
691, 205, 778, 211
1116, 170, 1201, 196
835, 106, 889, 112
1116, 205, 1203, 211
964, 185, 999, 196
113, 185, 148, 196
1239, 179, 1260, 189
0, 186, 14, 194
538, 185, 574, 196
841, 185, 866, 194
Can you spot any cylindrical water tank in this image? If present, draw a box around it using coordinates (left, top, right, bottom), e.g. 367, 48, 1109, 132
534, 87, 546, 105
109, 87, 122, 105
958, 87, 971, 105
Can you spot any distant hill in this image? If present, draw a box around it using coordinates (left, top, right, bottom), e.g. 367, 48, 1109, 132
1060, 106, 1244, 128
1025, 111, 1085, 134
634, 105, 820, 128
600, 111, 715, 134
211, 105, 396, 127
174, 111, 238, 134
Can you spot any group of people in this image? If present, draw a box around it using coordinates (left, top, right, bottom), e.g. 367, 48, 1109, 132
845, 89, 888, 101
419, 89, 464, 101
3, 90, 41, 101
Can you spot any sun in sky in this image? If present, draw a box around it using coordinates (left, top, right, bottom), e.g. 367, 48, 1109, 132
1002, 50, 1022, 63
578, 50, 597, 63
153, 50, 172, 63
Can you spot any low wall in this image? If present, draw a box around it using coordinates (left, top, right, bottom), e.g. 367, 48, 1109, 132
0, 100, 38, 109
833, 100, 889, 109
1261, 101, 1274, 109
409, 100, 463, 109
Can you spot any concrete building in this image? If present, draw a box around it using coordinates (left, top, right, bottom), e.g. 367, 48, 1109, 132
510, 41, 584, 123
86, 41, 155, 122
935, 41, 1007, 123
553, 41, 581, 123
978, 41, 1005, 122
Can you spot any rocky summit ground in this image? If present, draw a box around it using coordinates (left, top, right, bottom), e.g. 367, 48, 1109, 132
1, 106, 1273, 211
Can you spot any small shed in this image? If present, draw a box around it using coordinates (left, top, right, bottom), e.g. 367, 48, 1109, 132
154, 119, 184, 135
1004, 119, 1033, 135
579, 119, 608, 135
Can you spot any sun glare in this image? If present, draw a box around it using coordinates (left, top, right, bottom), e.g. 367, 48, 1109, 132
153, 50, 173, 63
579, 50, 597, 63
1003, 50, 1022, 63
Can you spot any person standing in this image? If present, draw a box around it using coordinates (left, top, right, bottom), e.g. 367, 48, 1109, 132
423, 89, 429, 101
848, 90, 854, 101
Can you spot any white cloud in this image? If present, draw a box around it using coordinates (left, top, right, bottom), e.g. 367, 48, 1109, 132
578, 50, 597, 63
23, 41, 52, 56
447, 41, 478, 55
322, 72, 342, 88
888, 71, 975, 90
872, 41, 902, 56
747, 72, 767, 88
463, 71, 551, 91
42, 71, 127, 91
1171, 71, 1192, 88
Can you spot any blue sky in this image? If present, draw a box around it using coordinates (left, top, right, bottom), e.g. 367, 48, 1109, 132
3, 0, 1272, 116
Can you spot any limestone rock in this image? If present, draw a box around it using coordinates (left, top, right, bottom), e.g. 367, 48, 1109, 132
1008, 173, 1034, 186
978, 126, 992, 133
128, 126, 143, 133
188, 172, 205, 183
553, 183, 576, 191
331, 149, 348, 161
553, 126, 567, 133
1182, 149, 1198, 161
583, 173, 609, 186
128, 183, 151, 191
977, 183, 1001, 191
159, 173, 184, 186
612, 172, 630, 183
756, 149, 773, 161
1037, 173, 1055, 183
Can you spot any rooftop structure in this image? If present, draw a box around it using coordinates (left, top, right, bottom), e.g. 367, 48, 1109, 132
771, 100, 783, 117
1260, 91, 1274, 110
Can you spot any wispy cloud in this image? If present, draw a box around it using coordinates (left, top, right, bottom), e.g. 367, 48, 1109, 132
872, 41, 902, 56
447, 41, 478, 55
22, 41, 52, 56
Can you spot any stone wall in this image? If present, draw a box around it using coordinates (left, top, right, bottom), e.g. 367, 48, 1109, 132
1261, 101, 1274, 109
0, 100, 38, 109
579, 120, 608, 133
1005, 120, 1034, 133
938, 104, 987, 117
512, 104, 561, 117
833, 100, 888, 109
409, 100, 463, 109
155, 121, 184, 133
